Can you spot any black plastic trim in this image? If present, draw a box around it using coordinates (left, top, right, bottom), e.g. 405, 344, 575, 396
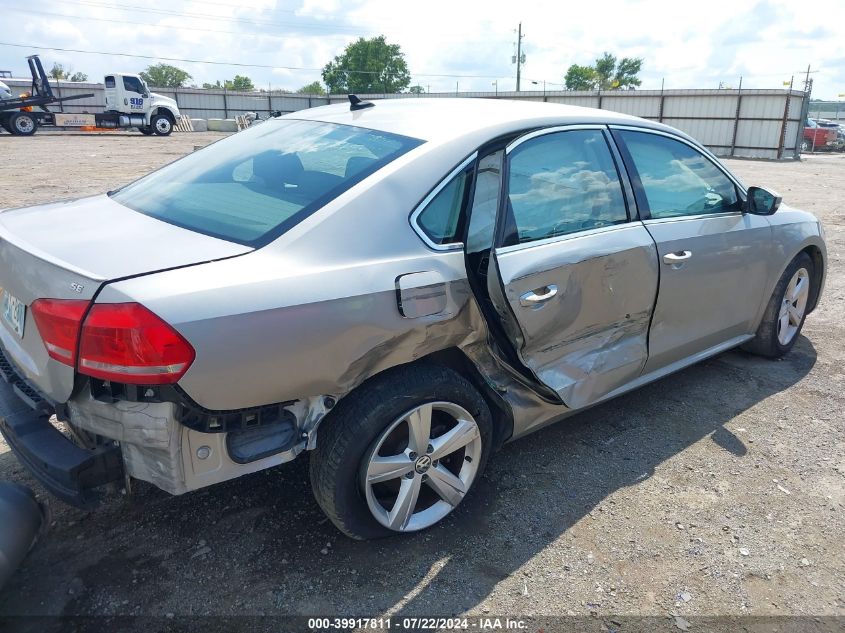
0, 369, 122, 510
88, 378, 297, 434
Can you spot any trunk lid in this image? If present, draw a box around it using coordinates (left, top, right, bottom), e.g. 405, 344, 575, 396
0, 195, 251, 402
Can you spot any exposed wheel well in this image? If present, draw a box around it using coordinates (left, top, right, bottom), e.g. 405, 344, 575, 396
419, 349, 514, 450
331, 349, 515, 453
153, 108, 175, 121
802, 245, 824, 313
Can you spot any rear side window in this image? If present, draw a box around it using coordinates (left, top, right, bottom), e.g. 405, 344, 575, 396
105, 76, 116, 89
415, 166, 472, 246
618, 130, 740, 219
505, 129, 627, 245
111, 119, 423, 246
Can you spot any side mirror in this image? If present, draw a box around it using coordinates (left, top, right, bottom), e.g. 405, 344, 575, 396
745, 186, 782, 215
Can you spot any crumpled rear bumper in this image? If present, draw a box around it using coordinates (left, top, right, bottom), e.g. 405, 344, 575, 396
0, 351, 123, 510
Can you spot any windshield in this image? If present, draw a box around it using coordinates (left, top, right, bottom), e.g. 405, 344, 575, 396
111, 119, 423, 246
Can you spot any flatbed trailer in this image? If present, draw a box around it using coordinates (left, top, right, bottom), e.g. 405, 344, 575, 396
0, 56, 94, 136
0, 55, 182, 137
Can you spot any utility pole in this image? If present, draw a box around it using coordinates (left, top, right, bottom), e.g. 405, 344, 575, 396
513, 22, 525, 91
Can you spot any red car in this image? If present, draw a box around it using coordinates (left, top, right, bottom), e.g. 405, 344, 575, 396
802, 119, 838, 151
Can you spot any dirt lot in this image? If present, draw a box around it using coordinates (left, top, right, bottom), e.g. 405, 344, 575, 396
0, 132, 843, 629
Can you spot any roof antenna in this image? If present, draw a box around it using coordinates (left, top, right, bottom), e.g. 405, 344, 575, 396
348, 94, 375, 111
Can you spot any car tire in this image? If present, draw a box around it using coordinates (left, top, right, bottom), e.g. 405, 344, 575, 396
310, 364, 493, 540
138, 126, 154, 135
800, 139, 810, 152
742, 252, 814, 358
9, 112, 37, 136
151, 114, 173, 136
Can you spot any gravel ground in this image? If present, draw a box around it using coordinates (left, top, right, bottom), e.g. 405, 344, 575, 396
0, 131, 843, 629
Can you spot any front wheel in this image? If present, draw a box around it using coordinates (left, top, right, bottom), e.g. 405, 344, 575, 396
743, 252, 813, 357
9, 112, 37, 136
151, 114, 173, 136
310, 365, 493, 539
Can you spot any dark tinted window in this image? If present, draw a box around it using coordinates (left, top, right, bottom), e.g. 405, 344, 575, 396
105, 76, 116, 88
506, 129, 627, 244
416, 167, 471, 245
619, 130, 740, 219
111, 119, 423, 246
123, 76, 145, 93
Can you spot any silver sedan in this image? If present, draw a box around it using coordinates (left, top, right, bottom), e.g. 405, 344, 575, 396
0, 98, 826, 539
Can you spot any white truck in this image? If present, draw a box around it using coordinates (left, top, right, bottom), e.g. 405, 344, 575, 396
0, 55, 181, 136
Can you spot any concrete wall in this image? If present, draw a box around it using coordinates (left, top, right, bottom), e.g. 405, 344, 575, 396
5, 78, 808, 159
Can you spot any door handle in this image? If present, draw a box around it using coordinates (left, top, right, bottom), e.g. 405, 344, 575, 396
662, 250, 692, 265
520, 284, 558, 306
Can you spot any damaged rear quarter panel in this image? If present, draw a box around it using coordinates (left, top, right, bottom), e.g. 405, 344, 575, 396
97, 246, 482, 412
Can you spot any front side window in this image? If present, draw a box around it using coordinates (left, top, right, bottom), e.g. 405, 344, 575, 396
618, 130, 740, 219
123, 76, 145, 94
505, 129, 627, 245
111, 119, 423, 246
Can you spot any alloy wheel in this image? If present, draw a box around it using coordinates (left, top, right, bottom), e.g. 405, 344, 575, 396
777, 267, 809, 345
361, 401, 482, 532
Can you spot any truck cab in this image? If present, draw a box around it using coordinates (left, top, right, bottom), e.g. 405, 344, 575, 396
103, 73, 180, 136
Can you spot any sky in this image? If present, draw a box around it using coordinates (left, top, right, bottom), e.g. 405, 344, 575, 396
1, 0, 843, 99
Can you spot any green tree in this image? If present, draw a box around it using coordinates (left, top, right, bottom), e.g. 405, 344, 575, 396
322, 35, 411, 94
49, 62, 70, 80
139, 63, 192, 88
408, 85, 425, 94
202, 80, 222, 89
69, 71, 88, 82
229, 75, 255, 91
564, 52, 643, 90
563, 64, 598, 90
297, 81, 326, 95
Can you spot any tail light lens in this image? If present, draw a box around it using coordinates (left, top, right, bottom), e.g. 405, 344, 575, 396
32, 299, 195, 384
78, 303, 195, 384
30, 299, 89, 364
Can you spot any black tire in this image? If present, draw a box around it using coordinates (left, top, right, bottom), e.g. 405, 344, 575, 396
9, 112, 37, 136
151, 114, 173, 136
138, 126, 154, 135
310, 364, 493, 540
742, 252, 813, 358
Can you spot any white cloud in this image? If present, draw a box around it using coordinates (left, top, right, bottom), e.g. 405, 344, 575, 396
1, 0, 843, 98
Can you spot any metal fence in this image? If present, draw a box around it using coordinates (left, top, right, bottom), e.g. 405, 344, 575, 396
806, 100, 845, 122
5, 78, 809, 159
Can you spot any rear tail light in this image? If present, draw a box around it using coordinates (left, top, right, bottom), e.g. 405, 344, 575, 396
78, 303, 195, 384
30, 299, 89, 364
32, 299, 195, 384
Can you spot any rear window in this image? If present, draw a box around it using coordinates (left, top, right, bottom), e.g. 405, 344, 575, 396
111, 119, 423, 246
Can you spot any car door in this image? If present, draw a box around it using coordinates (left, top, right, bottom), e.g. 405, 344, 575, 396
487, 126, 660, 409
611, 128, 772, 373
122, 75, 147, 113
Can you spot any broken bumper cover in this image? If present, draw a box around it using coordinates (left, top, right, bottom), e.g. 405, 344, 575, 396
0, 371, 123, 510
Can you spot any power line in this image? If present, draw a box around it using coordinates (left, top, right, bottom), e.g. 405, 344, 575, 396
0, 41, 507, 80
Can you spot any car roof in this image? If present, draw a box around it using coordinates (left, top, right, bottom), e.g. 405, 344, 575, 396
285, 97, 684, 144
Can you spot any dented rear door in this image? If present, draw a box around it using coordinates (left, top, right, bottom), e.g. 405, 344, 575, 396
489, 126, 659, 409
